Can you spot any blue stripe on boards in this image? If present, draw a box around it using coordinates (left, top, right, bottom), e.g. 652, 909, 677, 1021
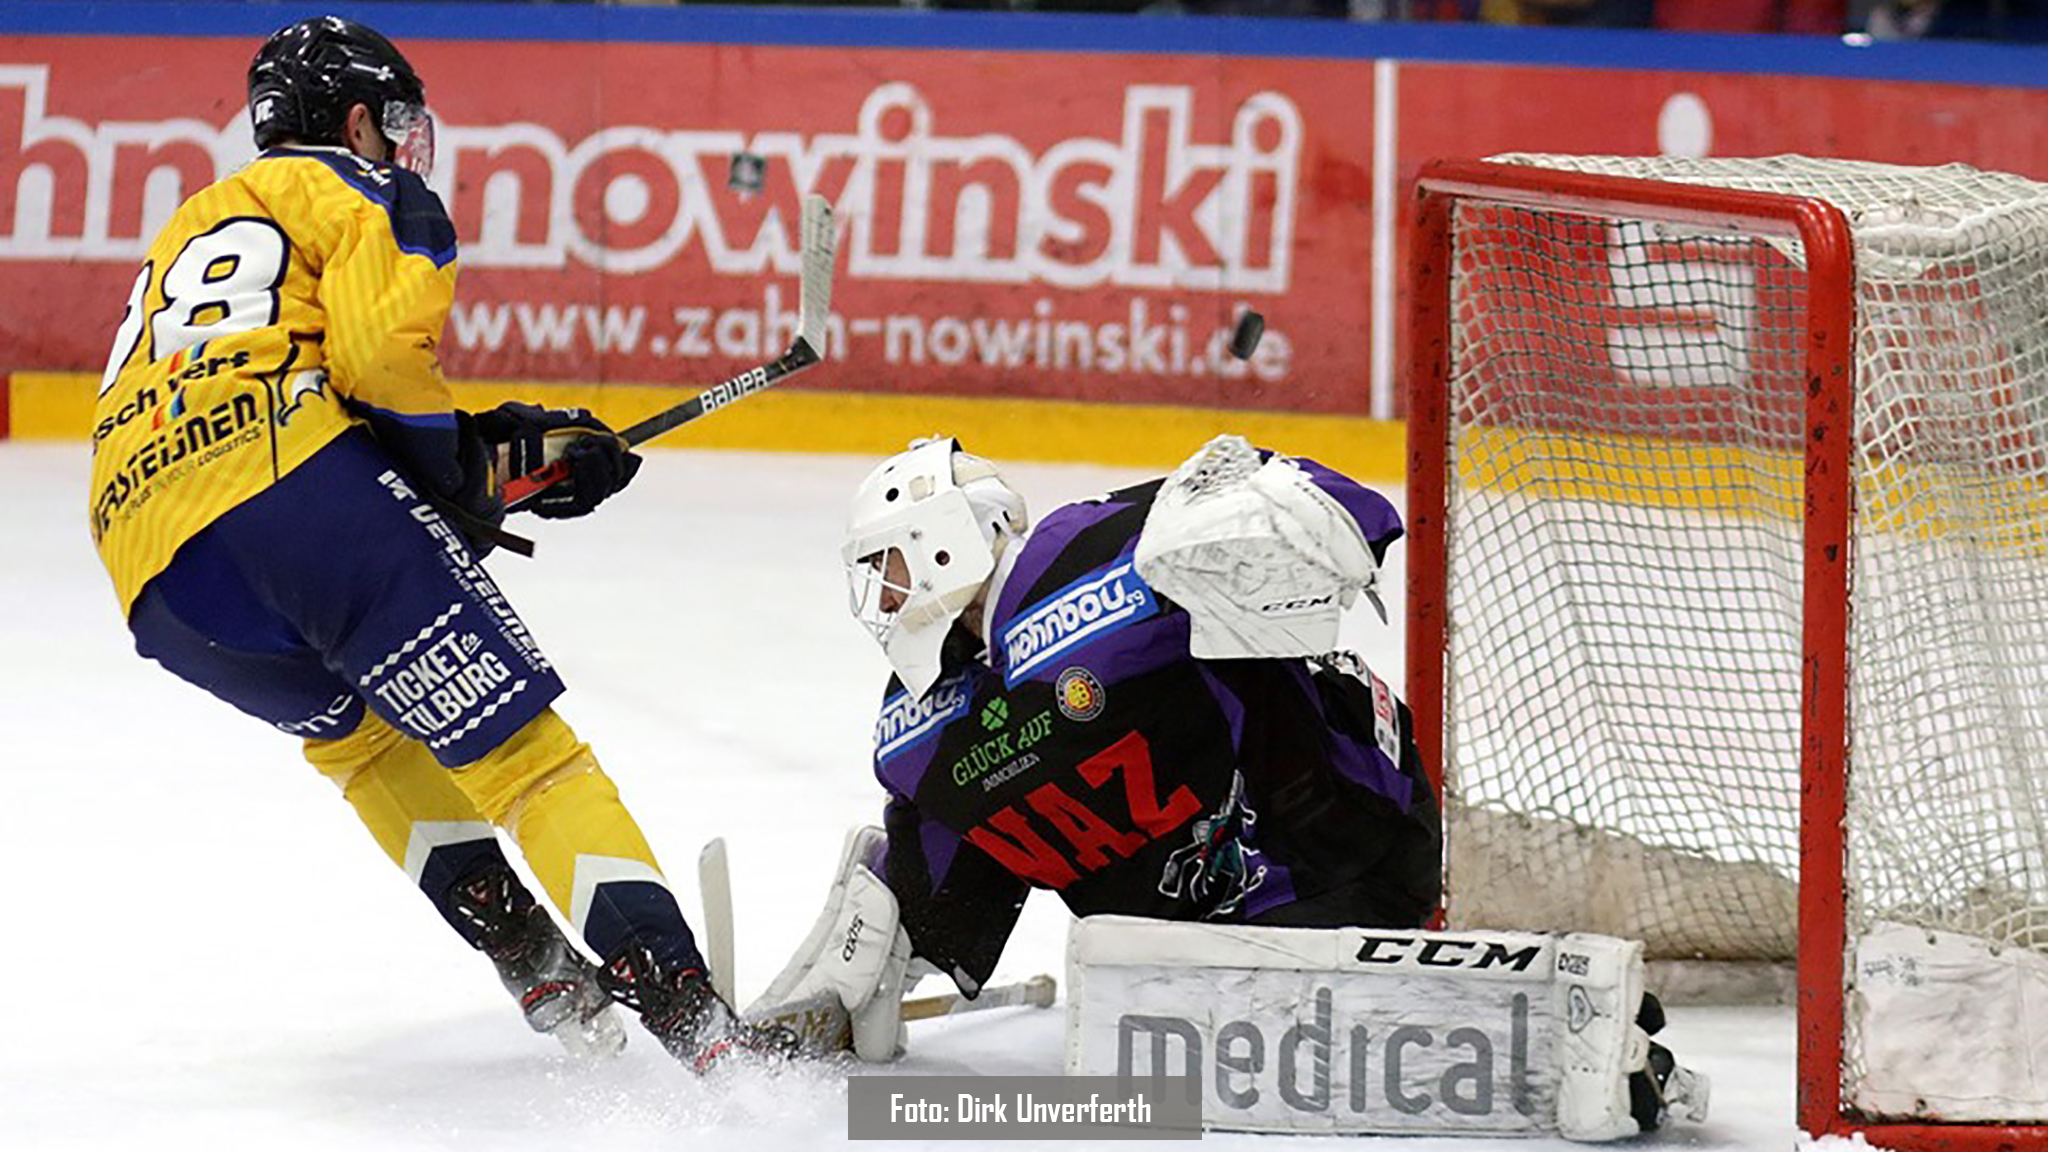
5, 2, 2048, 87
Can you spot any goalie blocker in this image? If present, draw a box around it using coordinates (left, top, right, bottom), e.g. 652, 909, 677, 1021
1066, 916, 1708, 1141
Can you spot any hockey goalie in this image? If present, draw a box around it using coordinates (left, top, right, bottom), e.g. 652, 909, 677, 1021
749, 434, 1709, 1140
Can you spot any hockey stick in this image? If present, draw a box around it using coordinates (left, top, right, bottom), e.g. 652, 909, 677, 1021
758, 974, 1059, 1055
501, 193, 838, 508
901, 974, 1057, 1022
698, 838, 737, 1006
700, 834, 1055, 1034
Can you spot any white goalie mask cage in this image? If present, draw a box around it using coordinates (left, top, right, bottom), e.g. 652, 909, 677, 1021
842, 438, 1027, 698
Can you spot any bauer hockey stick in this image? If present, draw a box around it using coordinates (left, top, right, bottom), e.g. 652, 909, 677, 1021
501, 193, 838, 508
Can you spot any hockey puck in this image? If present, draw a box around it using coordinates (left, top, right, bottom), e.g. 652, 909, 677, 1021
1228, 310, 1265, 360
726, 151, 767, 197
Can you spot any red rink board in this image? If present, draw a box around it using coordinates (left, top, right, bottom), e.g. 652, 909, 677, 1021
5, 31, 2048, 419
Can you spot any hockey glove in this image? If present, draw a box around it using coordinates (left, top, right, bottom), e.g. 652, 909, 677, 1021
474, 402, 642, 519
1136, 434, 1381, 660
438, 410, 511, 559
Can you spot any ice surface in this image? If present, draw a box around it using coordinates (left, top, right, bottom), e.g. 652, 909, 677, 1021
0, 443, 1800, 1150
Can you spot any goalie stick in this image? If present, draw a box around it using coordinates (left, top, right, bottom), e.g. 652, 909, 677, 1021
696, 837, 1056, 1034
501, 193, 838, 509
698, 838, 737, 1006
901, 974, 1057, 1021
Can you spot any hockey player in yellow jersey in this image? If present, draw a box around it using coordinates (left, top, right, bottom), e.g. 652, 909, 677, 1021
89, 16, 795, 1072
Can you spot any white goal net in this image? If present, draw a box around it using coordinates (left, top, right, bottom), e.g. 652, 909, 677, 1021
1425, 154, 2048, 1126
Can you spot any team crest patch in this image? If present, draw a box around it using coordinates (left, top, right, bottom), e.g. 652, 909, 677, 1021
1157, 770, 1268, 920
1055, 667, 1106, 722
275, 368, 329, 427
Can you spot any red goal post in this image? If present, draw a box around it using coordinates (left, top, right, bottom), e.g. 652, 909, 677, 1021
1406, 157, 2048, 1150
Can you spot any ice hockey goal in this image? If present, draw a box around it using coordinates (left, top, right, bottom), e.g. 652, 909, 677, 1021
1408, 155, 2048, 1148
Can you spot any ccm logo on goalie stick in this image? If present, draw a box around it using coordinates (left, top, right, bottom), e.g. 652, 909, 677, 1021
1353, 935, 1544, 973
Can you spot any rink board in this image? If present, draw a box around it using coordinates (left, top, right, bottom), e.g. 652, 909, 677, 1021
5, 5, 2048, 438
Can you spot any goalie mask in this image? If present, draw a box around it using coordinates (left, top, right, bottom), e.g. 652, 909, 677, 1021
844, 438, 1027, 698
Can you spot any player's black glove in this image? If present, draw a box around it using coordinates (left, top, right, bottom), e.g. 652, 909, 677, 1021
473, 402, 642, 520
445, 409, 512, 557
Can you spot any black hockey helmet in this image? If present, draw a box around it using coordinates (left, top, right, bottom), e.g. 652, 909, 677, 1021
248, 16, 433, 176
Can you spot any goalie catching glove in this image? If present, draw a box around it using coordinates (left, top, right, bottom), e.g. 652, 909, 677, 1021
743, 826, 923, 1062
474, 402, 641, 519
1135, 434, 1384, 660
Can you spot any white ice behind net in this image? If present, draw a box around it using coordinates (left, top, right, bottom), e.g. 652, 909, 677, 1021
1440, 157, 2048, 993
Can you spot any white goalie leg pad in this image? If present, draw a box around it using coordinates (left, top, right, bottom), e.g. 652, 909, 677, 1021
1065, 916, 1701, 1141
743, 826, 914, 1062
1552, 933, 1650, 1141
1134, 435, 1380, 660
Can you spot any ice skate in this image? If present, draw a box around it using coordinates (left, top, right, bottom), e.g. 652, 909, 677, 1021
601, 943, 803, 1074
452, 868, 627, 1060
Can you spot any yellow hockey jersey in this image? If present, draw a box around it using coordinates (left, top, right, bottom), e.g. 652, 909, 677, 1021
89, 146, 460, 612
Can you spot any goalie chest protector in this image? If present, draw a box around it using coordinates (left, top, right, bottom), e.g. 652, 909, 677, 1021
871, 481, 1436, 928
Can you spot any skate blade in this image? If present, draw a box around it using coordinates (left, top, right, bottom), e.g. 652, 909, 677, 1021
1665, 1066, 1711, 1124
553, 1004, 629, 1061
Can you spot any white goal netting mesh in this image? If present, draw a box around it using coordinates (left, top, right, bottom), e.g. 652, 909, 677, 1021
1438, 158, 2048, 1056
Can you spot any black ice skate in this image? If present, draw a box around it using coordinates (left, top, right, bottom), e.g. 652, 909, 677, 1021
601, 943, 803, 1074
451, 868, 628, 1060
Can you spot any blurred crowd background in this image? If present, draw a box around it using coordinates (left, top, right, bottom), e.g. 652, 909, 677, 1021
441, 0, 2046, 43
80, 0, 2048, 44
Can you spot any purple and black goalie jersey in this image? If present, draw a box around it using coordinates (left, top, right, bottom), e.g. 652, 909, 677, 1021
869, 459, 1442, 995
